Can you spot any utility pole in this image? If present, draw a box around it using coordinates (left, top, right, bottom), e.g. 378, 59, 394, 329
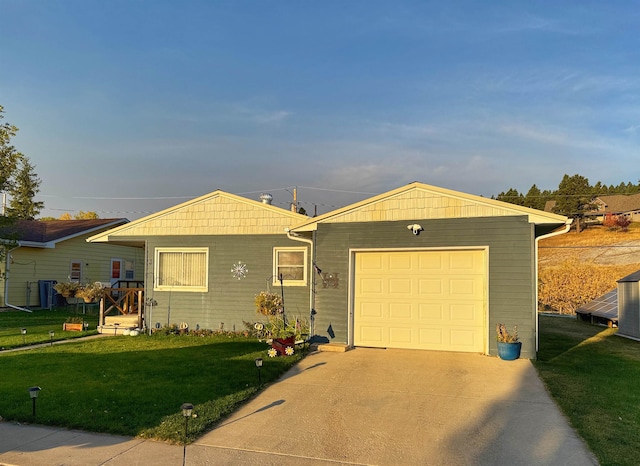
291, 187, 297, 212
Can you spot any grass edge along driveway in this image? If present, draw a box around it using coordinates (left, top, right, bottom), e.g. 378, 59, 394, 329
535, 315, 640, 466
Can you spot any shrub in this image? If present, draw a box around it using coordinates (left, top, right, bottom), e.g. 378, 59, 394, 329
255, 291, 283, 316
539, 258, 621, 314
617, 215, 631, 231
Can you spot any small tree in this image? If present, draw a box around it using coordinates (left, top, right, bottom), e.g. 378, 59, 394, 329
603, 213, 617, 230
616, 215, 631, 231
6, 156, 44, 219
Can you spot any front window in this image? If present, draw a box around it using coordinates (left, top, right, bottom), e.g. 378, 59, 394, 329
273, 247, 307, 286
70, 261, 82, 281
154, 248, 208, 292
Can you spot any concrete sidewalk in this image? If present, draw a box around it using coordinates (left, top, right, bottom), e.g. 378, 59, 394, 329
0, 349, 598, 465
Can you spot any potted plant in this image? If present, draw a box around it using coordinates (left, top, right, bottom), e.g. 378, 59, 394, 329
253, 291, 309, 356
76, 282, 105, 303
63, 316, 84, 331
496, 323, 522, 360
53, 281, 80, 298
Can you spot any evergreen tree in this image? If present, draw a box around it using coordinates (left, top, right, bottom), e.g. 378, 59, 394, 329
496, 188, 524, 205
553, 174, 593, 216
0, 105, 21, 196
523, 184, 546, 210
7, 156, 44, 219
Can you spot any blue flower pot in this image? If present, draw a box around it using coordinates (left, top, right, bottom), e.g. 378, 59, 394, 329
497, 341, 522, 360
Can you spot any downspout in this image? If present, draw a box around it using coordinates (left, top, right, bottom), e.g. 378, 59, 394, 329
4, 245, 32, 313
534, 220, 572, 352
286, 228, 316, 338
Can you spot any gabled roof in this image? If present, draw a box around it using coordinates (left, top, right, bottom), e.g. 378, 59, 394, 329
88, 190, 308, 243
291, 182, 570, 233
592, 193, 640, 214
0, 219, 128, 248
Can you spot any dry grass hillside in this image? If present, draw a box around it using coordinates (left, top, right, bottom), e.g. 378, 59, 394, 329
538, 223, 640, 314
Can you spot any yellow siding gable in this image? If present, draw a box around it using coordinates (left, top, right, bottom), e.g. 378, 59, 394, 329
89, 191, 307, 241
292, 182, 569, 231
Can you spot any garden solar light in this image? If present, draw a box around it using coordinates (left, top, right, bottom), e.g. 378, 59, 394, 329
28, 386, 41, 416
49, 330, 54, 346
255, 358, 263, 384
180, 403, 194, 466
21, 328, 27, 344
83, 321, 89, 331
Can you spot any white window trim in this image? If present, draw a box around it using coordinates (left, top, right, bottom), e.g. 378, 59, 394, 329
154, 247, 209, 292
273, 247, 307, 286
69, 260, 83, 282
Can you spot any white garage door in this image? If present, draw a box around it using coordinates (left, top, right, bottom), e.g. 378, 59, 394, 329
354, 250, 486, 352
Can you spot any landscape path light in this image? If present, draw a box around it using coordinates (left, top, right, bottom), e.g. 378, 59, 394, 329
21, 328, 27, 344
255, 357, 263, 384
28, 386, 41, 417
48, 330, 54, 346
181, 402, 194, 466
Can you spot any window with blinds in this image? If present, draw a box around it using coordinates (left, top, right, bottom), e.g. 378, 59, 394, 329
273, 247, 307, 286
154, 248, 208, 292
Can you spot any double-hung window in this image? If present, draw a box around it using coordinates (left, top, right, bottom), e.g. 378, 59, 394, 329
154, 248, 208, 292
70, 261, 82, 282
273, 247, 307, 286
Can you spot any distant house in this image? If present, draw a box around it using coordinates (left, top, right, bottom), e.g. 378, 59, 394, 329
0, 219, 145, 310
588, 193, 640, 222
90, 182, 571, 359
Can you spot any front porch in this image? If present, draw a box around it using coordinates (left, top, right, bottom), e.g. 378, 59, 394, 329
97, 287, 145, 335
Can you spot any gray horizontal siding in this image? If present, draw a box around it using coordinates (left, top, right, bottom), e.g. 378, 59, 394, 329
145, 235, 310, 332
313, 216, 537, 357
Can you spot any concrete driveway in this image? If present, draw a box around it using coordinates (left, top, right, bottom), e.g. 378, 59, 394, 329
0, 348, 597, 465
191, 348, 596, 465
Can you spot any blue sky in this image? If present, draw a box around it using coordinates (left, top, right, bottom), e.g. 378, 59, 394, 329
1, 1, 639, 219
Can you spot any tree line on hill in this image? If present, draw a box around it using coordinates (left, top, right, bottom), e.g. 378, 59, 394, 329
494, 173, 640, 217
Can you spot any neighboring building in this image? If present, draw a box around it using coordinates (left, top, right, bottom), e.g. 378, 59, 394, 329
0, 219, 145, 310
89, 182, 571, 358
588, 193, 640, 223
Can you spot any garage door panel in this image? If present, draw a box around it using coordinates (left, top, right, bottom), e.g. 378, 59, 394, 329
449, 303, 481, 323
418, 328, 444, 345
418, 278, 444, 295
389, 278, 412, 294
389, 254, 412, 270
389, 302, 412, 319
361, 302, 384, 318
360, 278, 384, 294
359, 326, 384, 343
355, 250, 486, 352
389, 327, 412, 344
418, 303, 444, 320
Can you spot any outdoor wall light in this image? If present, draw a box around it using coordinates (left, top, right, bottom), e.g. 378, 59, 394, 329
48, 330, 54, 346
255, 358, 263, 384
180, 402, 194, 466
407, 223, 423, 235
28, 386, 41, 416
21, 328, 27, 344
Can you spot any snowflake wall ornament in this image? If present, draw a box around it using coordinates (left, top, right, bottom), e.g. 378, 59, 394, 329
231, 261, 248, 280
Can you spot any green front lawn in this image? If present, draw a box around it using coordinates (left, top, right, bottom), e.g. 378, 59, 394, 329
0, 310, 304, 443
535, 316, 640, 466
0, 308, 99, 349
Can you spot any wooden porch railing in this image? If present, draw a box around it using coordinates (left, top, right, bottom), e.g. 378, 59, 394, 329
99, 288, 144, 330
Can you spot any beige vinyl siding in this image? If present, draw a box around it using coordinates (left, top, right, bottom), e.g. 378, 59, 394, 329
89, 191, 307, 240
145, 235, 310, 331
3, 233, 144, 308
313, 216, 537, 358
